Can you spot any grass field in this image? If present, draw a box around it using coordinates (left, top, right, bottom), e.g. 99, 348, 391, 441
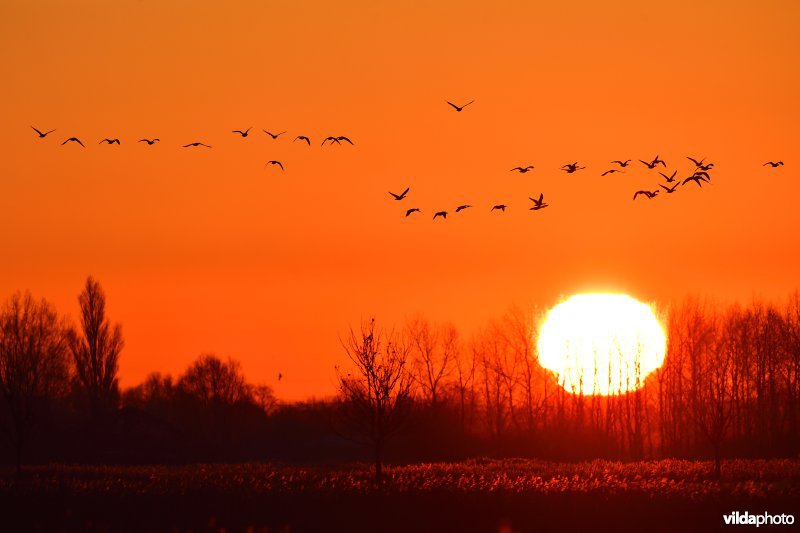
2, 459, 798, 532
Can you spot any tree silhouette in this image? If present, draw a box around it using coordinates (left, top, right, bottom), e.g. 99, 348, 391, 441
68, 276, 124, 416
0, 292, 69, 474
337, 318, 413, 484
178, 354, 250, 406
407, 315, 454, 407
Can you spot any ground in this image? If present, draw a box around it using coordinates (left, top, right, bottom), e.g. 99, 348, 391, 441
1, 459, 798, 532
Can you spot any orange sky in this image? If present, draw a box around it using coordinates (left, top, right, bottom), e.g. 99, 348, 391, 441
1, 1, 798, 400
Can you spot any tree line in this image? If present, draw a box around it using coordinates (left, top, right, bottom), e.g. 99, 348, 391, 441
1, 280, 798, 479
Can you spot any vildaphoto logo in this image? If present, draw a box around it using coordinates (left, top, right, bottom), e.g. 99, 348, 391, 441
723, 511, 795, 527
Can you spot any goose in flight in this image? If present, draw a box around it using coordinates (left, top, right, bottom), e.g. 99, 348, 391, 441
601, 169, 623, 176
611, 159, 631, 167
31, 126, 55, 138
389, 187, 409, 201
265, 160, 284, 170
183, 142, 212, 148
321, 136, 341, 146
510, 166, 534, 173
692, 170, 711, 181
659, 170, 678, 183
446, 100, 474, 112
682, 174, 709, 187
639, 156, 666, 169
561, 162, 585, 173
763, 161, 784, 167
491, 204, 507, 212
336, 136, 354, 145
61, 137, 85, 147
406, 208, 421, 217
433, 211, 448, 220
294, 135, 311, 145
529, 194, 549, 210
99, 138, 120, 145
263, 130, 286, 139
698, 163, 714, 171
232, 127, 252, 137
455, 204, 472, 212
686, 156, 706, 168
660, 183, 680, 194
633, 190, 659, 200
139, 138, 160, 145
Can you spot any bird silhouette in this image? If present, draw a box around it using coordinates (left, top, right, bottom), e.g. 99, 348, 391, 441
660, 183, 680, 194
446, 100, 474, 112
491, 204, 507, 212
692, 170, 712, 181
31, 126, 55, 138
601, 169, 623, 176
263, 130, 286, 139
321, 136, 341, 146
433, 211, 448, 220
511, 166, 535, 173
561, 162, 585, 174
336, 136, 354, 145
99, 138, 120, 145
633, 190, 659, 200
687, 156, 706, 168
389, 187, 410, 200
265, 160, 284, 170
659, 170, 678, 183
697, 163, 715, 171
455, 204, 472, 212
763, 161, 784, 167
138, 138, 160, 145
611, 159, 631, 167
61, 137, 85, 147
640, 155, 666, 169
406, 208, 421, 217
294, 135, 311, 145
232, 127, 252, 137
183, 142, 212, 148
682, 175, 709, 187
529, 194, 549, 210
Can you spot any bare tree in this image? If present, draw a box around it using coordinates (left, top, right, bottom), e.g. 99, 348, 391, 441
680, 298, 733, 477
406, 315, 453, 407
337, 317, 413, 484
0, 292, 69, 474
453, 334, 476, 431
68, 276, 124, 415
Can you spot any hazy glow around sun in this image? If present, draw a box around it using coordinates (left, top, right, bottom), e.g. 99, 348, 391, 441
537, 294, 666, 396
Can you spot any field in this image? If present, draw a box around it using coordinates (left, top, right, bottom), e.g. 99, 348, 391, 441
2, 459, 798, 532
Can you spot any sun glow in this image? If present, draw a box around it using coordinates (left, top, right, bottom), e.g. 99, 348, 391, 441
537, 294, 666, 395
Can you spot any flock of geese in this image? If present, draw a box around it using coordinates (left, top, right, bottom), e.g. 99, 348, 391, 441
31, 99, 786, 222
383, 102, 786, 220
29, 126, 354, 174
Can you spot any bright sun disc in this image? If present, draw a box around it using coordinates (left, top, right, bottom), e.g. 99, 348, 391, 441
537, 294, 666, 395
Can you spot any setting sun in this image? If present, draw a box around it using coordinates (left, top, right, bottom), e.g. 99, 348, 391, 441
537, 294, 666, 396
